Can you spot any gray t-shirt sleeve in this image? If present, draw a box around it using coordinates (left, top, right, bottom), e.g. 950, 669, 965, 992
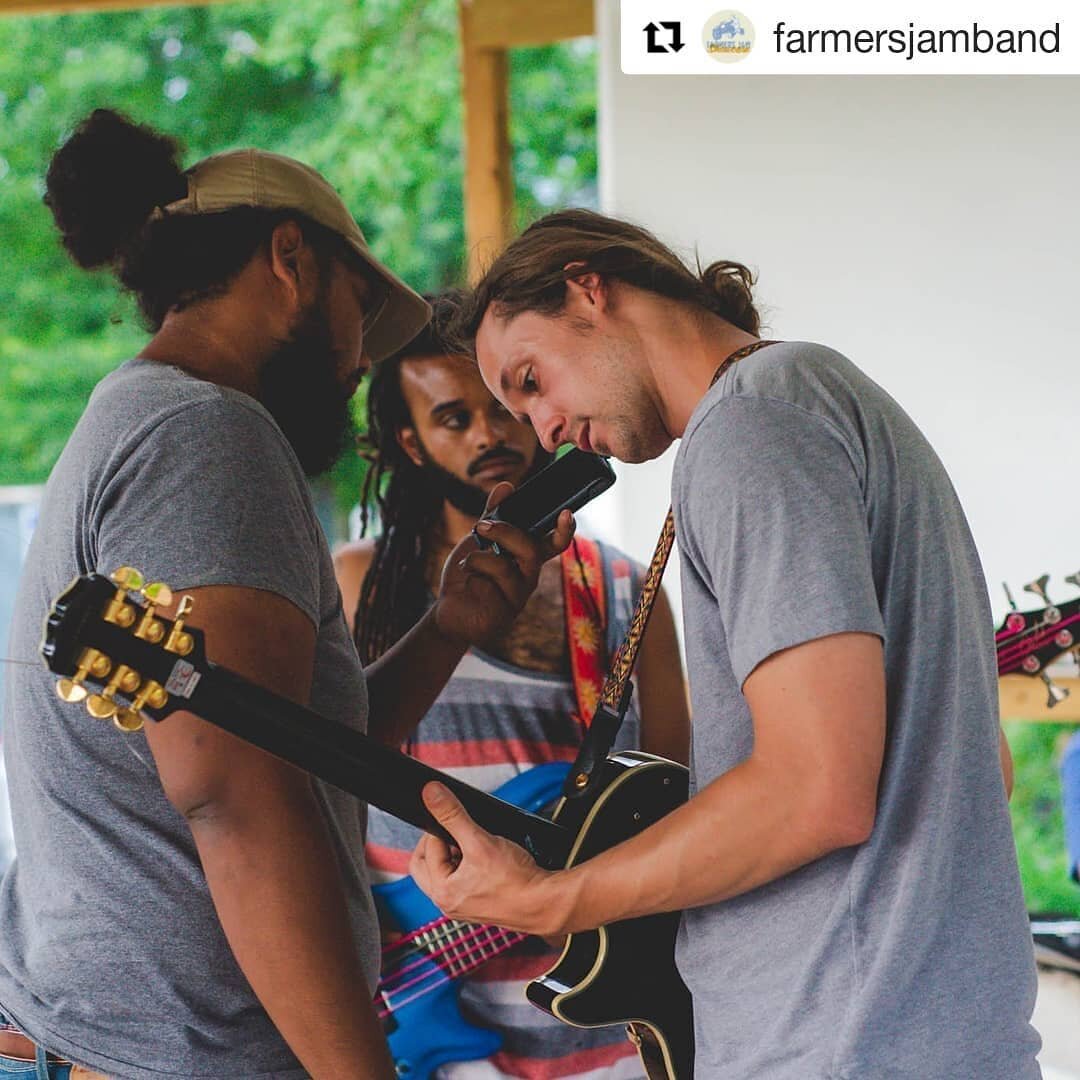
90, 397, 321, 627
676, 394, 885, 686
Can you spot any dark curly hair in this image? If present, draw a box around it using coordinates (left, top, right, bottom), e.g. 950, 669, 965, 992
44, 108, 347, 329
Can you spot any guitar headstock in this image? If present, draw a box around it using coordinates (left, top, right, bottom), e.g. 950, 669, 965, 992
996, 572, 1080, 706
41, 568, 208, 732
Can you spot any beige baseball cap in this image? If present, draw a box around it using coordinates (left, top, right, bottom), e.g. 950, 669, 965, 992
159, 148, 431, 363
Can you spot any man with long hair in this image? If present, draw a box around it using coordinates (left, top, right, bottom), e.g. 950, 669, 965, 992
409, 211, 1039, 1078
335, 292, 689, 1078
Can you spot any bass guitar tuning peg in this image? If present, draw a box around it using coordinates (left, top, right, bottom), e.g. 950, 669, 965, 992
1065, 571, 1080, 591
1002, 582, 1018, 612
1024, 575, 1051, 606
1040, 671, 1070, 709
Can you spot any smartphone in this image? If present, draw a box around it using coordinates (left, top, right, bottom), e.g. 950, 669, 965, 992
484, 449, 616, 536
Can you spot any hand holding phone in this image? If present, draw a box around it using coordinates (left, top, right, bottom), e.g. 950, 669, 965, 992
474, 450, 616, 551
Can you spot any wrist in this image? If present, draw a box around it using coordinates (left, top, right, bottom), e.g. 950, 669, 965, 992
426, 601, 471, 652
538, 865, 589, 937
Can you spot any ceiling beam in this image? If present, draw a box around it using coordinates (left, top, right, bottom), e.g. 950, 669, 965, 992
461, 0, 594, 49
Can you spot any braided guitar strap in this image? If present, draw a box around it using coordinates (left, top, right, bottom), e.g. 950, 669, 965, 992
563, 339, 778, 799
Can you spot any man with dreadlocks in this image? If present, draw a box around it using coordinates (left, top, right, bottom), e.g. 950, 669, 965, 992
334, 292, 689, 1078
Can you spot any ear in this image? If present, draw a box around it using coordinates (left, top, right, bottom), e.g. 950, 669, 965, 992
396, 425, 425, 469
562, 266, 608, 312
268, 220, 315, 307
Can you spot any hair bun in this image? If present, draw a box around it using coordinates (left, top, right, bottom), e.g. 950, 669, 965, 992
44, 108, 188, 269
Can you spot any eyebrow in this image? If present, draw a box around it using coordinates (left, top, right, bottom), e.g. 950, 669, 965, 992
430, 398, 466, 419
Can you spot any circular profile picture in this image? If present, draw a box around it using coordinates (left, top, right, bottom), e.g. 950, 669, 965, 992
703, 10, 756, 63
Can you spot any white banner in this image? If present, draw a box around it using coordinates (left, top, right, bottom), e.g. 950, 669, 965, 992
620, 0, 1078, 74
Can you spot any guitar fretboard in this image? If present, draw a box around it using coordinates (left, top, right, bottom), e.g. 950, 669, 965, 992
377, 915, 527, 1018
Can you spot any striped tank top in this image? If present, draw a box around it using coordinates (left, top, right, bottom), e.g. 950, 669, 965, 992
367, 539, 647, 1079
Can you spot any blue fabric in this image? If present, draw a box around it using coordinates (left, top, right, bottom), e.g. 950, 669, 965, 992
0, 1012, 71, 1079
1061, 730, 1080, 882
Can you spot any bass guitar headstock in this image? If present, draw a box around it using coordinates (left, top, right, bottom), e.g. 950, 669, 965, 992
41, 568, 207, 732
996, 573, 1080, 707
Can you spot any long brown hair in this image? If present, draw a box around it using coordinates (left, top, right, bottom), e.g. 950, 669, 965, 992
453, 208, 759, 346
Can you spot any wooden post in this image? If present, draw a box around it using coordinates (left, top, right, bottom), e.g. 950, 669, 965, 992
459, 0, 513, 283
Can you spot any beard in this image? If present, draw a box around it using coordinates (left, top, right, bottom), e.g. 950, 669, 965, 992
413, 437, 553, 518
258, 301, 355, 478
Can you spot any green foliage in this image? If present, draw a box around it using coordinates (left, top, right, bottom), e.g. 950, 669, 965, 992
0, 0, 597, 505
1005, 721, 1080, 915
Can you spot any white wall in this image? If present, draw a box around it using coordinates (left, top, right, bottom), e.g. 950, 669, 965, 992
593, 0, 1080, 636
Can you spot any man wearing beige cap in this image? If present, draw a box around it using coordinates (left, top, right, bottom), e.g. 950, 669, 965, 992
0, 110, 572, 1080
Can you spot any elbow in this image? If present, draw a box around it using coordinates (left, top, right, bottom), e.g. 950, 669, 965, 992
829, 802, 876, 848
811, 785, 877, 851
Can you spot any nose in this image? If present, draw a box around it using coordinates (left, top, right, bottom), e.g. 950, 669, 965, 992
472, 411, 503, 450
537, 414, 566, 454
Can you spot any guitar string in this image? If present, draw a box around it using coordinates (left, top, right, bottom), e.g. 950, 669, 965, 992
380, 914, 509, 962
379, 920, 526, 998
996, 612, 1080, 671
994, 613, 1079, 648
377, 924, 527, 1015
381, 919, 514, 981
378, 932, 524, 1017
380, 921, 524, 991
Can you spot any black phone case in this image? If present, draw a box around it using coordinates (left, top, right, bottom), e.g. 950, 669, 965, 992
486, 450, 616, 535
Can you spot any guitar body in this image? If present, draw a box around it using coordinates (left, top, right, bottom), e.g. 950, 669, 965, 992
374, 763, 571, 1079
529, 751, 693, 1080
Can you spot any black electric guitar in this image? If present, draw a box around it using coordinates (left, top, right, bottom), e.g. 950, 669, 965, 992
41, 569, 693, 1080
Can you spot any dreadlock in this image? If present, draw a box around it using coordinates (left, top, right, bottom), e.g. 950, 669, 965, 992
354, 292, 465, 664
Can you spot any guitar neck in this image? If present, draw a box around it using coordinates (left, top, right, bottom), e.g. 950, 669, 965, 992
173, 662, 571, 870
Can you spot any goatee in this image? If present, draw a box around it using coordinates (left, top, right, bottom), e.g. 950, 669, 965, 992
414, 440, 554, 519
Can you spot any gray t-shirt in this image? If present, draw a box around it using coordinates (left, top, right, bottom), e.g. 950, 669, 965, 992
671, 342, 1039, 1079
0, 360, 377, 1078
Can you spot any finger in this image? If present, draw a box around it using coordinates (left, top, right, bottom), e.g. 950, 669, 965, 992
410, 829, 457, 890
539, 509, 576, 560
482, 481, 515, 513
421, 782, 484, 854
458, 550, 528, 595
472, 518, 545, 571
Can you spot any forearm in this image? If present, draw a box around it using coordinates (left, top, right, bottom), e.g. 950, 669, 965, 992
191, 785, 394, 1079
363, 606, 467, 745
548, 756, 867, 935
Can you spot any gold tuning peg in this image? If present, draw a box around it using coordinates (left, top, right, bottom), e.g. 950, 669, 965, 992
111, 679, 169, 736
133, 581, 173, 644
114, 709, 145, 733
142, 581, 173, 607
164, 595, 195, 656
55, 648, 111, 704
86, 664, 141, 721
110, 567, 144, 591
57, 679, 88, 703
105, 567, 143, 628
